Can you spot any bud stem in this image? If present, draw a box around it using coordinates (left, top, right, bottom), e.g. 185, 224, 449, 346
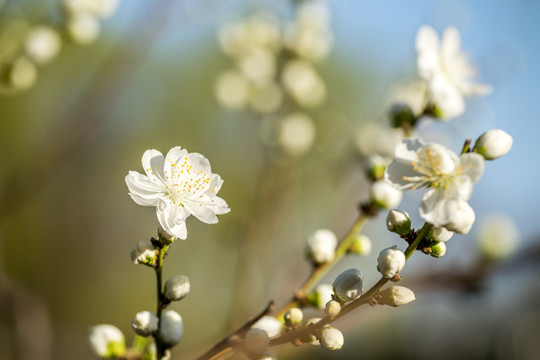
154, 245, 169, 359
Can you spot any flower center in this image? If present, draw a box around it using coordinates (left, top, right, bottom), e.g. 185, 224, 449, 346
164, 156, 212, 205
403, 146, 460, 190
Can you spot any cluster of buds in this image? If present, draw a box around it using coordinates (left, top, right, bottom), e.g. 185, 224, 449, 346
0, 0, 121, 95
215, 0, 334, 158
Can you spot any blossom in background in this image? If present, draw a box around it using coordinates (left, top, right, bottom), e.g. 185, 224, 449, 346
125, 146, 230, 240
416, 25, 491, 119
477, 214, 519, 261
88, 324, 126, 359
306, 228, 337, 265
385, 138, 484, 233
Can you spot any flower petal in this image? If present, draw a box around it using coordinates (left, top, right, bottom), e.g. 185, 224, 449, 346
441, 27, 461, 60
429, 74, 465, 119
125, 171, 164, 206
156, 202, 190, 240
459, 153, 484, 183
385, 158, 425, 190
394, 137, 424, 160
142, 149, 167, 183
163, 146, 189, 175
184, 202, 219, 224
420, 189, 452, 226
416, 25, 439, 53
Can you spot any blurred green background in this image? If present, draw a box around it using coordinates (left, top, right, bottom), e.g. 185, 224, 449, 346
0, 0, 538, 359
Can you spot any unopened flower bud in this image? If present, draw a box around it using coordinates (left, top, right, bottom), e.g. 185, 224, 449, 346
88, 324, 126, 359
377, 246, 405, 278
365, 154, 388, 181
386, 209, 412, 236
158, 225, 177, 245
284, 308, 303, 327
349, 234, 372, 256
444, 200, 475, 234
324, 300, 341, 318
319, 326, 344, 351
252, 316, 283, 338
370, 180, 403, 209
380, 286, 415, 307
389, 102, 416, 129
306, 229, 337, 266
245, 328, 270, 355
308, 284, 333, 310
474, 129, 512, 160
428, 226, 453, 242
429, 241, 446, 258
130, 241, 156, 266
332, 268, 364, 302
164, 275, 190, 301
131, 311, 159, 337
159, 310, 183, 346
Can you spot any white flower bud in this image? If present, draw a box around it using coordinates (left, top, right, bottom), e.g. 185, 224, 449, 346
158, 225, 177, 244
474, 129, 513, 160
319, 326, 344, 351
429, 241, 446, 258
444, 200, 475, 234
245, 328, 270, 355
386, 209, 412, 236
159, 310, 183, 346
370, 180, 403, 209
67, 13, 100, 44
332, 268, 364, 302
88, 324, 126, 359
349, 234, 372, 256
251, 316, 282, 338
130, 241, 156, 265
380, 286, 416, 307
324, 300, 341, 318
310, 284, 333, 310
377, 246, 406, 278
164, 275, 190, 301
365, 154, 388, 181
284, 308, 303, 327
429, 226, 453, 242
131, 311, 159, 337
306, 229, 337, 265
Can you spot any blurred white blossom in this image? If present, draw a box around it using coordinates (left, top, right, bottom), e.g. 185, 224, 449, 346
477, 215, 519, 261
24, 26, 61, 65
277, 112, 316, 157
88, 324, 126, 359
416, 25, 491, 120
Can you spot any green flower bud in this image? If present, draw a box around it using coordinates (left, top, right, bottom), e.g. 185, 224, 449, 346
389, 103, 416, 129
386, 209, 412, 236
429, 241, 447, 258
365, 154, 388, 181
349, 234, 372, 256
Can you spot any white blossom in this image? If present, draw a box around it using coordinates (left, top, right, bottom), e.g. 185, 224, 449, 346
306, 228, 337, 265
377, 246, 405, 279
88, 324, 126, 359
282, 59, 326, 108
215, 70, 250, 110
67, 13, 100, 44
164, 275, 190, 301
159, 310, 183, 345
474, 129, 513, 160
332, 268, 364, 302
125, 146, 230, 240
385, 138, 484, 233
416, 25, 491, 120
131, 311, 159, 337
